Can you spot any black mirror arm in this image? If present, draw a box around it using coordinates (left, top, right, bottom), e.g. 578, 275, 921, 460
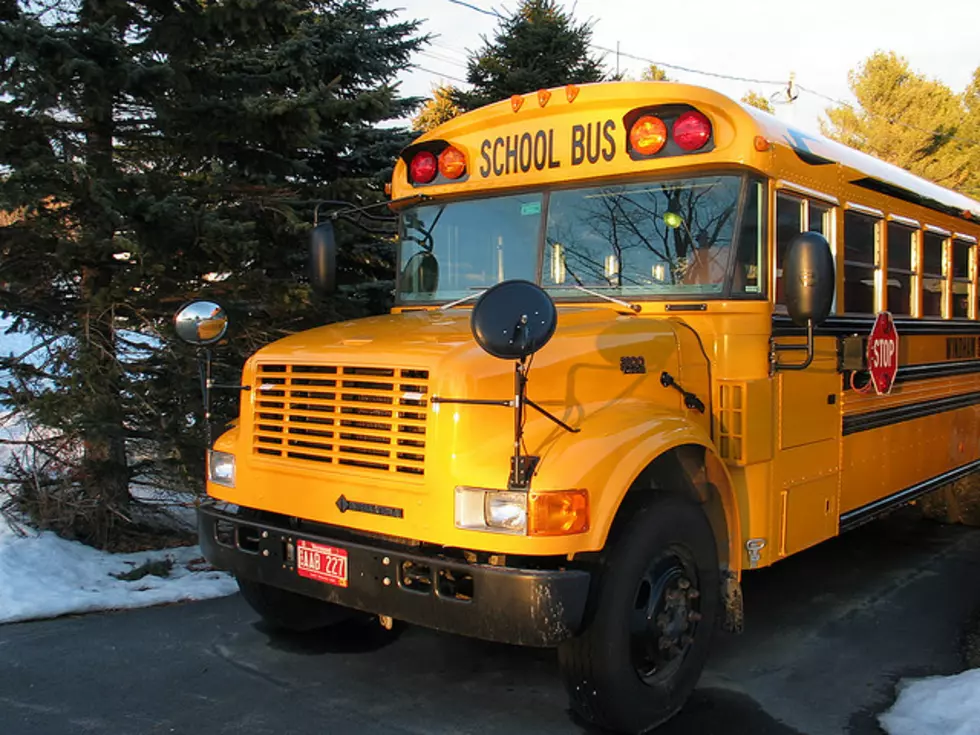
524, 399, 581, 433
770, 319, 816, 372
315, 194, 429, 226
197, 347, 213, 449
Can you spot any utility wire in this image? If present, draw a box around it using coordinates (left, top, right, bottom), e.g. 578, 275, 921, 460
447, 0, 502, 17
431, 40, 472, 59
439, 0, 980, 149
414, 65, 468, 85
590, 44, 786, 87
419, 49, 468, 69
443, 0, 785, 86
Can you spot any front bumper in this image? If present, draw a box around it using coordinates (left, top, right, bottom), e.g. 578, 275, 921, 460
199, 504, 591, 647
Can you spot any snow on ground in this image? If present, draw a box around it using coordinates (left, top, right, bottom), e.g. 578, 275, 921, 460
879, 668, 980, 735
0, 515, 237, 625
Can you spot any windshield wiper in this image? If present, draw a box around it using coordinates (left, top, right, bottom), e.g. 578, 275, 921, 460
545, 284, 641, 313
440, 290, 486, 310
443, 284, 641, 313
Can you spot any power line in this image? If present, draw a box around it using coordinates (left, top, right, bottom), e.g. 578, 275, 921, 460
446, 0, 502, 17
591, 44, 786, 87
441, 0, 787, 87
418, 49, 468, 70
437, 0, 980, 148
431, 40, 472, 59
414, 65, 468, 85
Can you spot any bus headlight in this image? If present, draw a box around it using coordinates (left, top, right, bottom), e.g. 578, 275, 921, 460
456, 487, 526, 534
485, 491, 528, 532
455, 487, 589, 536
209, 451, 236, 488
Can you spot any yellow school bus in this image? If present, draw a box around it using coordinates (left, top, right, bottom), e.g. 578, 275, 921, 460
185, 81, 980, 733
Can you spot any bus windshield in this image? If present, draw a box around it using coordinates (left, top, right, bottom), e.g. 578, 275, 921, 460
397, 174, 762, 303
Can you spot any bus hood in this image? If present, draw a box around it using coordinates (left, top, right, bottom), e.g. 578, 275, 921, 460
249, 306, 684, 377
246, 306, 709, 459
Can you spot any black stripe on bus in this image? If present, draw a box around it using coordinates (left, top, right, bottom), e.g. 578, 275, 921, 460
842, 390, 980, 436
773, 314, 980, 338
839, 458, 980, 532
895, 360, 980, 384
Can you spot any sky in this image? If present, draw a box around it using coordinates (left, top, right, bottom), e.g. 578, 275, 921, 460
382, 0, 980, 135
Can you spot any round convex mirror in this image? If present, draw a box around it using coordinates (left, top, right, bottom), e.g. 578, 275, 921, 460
471, 280, 558, 360
174, 300, 229, 346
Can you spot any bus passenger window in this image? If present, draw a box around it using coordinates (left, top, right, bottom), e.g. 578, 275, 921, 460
886, 222, 914, 316
775, 195, 803, 304
921, 231, 945, 317
843, 211, 879, 313
809, 202, 832, 236
952, 238, 972, 318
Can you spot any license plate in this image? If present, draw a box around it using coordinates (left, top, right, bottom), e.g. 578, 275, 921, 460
296, 540, 349, 588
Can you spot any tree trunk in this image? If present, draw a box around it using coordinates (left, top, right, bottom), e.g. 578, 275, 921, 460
77, 59, 130, 543
77, 265, 130, 513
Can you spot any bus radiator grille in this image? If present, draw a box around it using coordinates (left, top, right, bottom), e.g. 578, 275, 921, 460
251, 363, 429, 478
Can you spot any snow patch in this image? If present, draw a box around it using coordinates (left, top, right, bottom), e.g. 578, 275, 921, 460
879, 668, 980, 735
0, 517, 237, 625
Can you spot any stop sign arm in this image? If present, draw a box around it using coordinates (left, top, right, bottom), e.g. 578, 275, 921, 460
771, 320, 815, 372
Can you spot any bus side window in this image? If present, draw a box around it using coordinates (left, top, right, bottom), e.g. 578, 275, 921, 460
843, 211, 879, 314
921, 231, 945, 317
775, 194, 803, 305
886, 222, 915, 316
952, 238, 971, 318
809, 202, 833, 236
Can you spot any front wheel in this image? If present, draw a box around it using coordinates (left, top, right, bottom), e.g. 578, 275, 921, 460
558, 495, 721, 733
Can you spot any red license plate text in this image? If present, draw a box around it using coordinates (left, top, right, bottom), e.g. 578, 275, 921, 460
296, 540, 349, 588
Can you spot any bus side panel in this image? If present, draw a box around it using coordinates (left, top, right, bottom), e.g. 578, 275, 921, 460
770, 337, 841, 560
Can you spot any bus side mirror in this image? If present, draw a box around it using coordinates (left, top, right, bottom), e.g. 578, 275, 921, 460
773, 232, 834, 372
174, 300, 229, 346
310, 222, 338, 294
401, 251, 440, 294
784, 231, 834, 327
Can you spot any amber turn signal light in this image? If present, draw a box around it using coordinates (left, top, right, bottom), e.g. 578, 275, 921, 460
438, 146, 467, 179
528, 489, 589, 536
629, 115, 668, 156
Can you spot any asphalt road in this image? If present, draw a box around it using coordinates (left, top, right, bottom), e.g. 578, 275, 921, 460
2, 508, 980, 735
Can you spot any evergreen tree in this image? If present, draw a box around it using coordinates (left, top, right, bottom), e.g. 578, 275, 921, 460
0, 0, 423, 547
821, 51, 975, 191
413, 84, 463, 132
741, 90, 774, 114
454, 0, 606, 111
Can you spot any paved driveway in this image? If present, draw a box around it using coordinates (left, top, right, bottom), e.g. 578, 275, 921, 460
2, 509, 979, 735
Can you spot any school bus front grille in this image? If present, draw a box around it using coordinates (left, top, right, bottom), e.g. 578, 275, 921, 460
252, 364, 429, 477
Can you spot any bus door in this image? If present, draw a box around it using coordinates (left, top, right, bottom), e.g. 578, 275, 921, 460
769, 191, 841, 561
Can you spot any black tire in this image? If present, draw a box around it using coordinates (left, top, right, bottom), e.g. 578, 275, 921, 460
558, 494, 721, 734
236, 577, 358, 632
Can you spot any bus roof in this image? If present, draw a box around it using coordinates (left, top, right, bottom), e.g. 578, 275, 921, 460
738, 98, 980, 221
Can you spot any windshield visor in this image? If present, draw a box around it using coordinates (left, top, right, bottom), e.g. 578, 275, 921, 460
397, 174, 763, 303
